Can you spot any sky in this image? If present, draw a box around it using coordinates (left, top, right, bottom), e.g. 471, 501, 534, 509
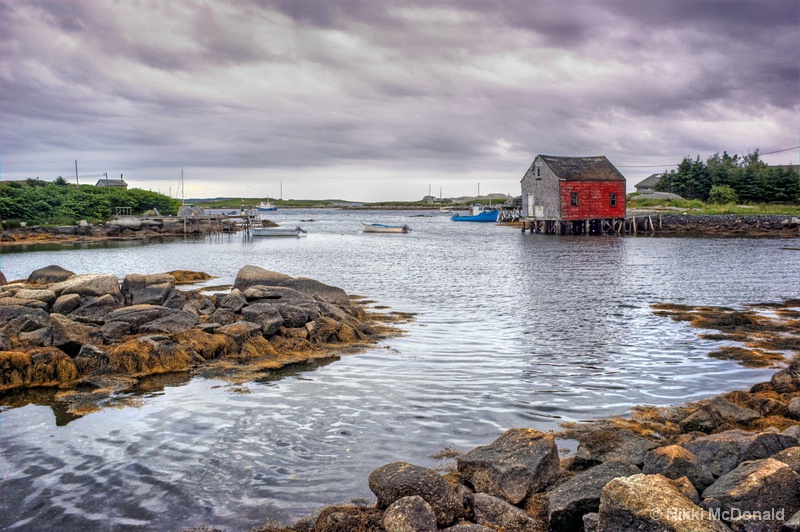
1, 1, 798, 202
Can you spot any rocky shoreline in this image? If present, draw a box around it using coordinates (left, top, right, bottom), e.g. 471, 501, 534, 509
0, 264, 406, 415
657, 214, 800, 236
249, 301, 800, 532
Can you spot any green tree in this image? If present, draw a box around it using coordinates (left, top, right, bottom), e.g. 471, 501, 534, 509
707, 184, 738, 204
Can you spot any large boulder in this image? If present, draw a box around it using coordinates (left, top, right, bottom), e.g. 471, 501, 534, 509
49, 274, 122, 300
548, 459, 642, 531
27, 265, 75, 284
383, 495, 438, 532
12, 289, 56, 305
368, 462, 463, 528
643, 445, 715, 492
702, 458, 800, 532
789, 398, 800, 420
218, 288, 247, 312
68, 294, 122, 324
0, 348, 79, 391
574, 428, 658, 468
138, 310, 200, 334
0, 305, 49, 329
240, 303, 284, 336
275, 303, 320, 328
470, 492, 543, 531
52, 294, 82, 315
598, 474, 730, 532
242, 285, 316, 304
457, 428, 560, 505
771, 446, 800, 474
784, 511, 800, 532
280, 277, 350, 306
0, 296, 48, 309
121, 273, 175, 306
770, 361, 800, 393
234, 265, 293, 291
1, 308, 50, 338
49, 314, 103, 355
103, 305, 177, 331
679, 397, 761, 433
682, 429, 798, 477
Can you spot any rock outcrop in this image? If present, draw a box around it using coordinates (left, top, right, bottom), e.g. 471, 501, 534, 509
0, 265, 387, 411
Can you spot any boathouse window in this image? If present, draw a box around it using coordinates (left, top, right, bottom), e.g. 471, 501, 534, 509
610, 193, 617, 207
536, 164, 541, 177
570, 192, 578, 206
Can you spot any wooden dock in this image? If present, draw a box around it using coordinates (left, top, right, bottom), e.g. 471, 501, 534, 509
520, 214, 662, 235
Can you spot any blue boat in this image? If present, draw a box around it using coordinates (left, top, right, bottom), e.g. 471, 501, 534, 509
451, 205, 499, 222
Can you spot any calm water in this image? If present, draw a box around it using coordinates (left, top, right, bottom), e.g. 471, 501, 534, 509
0, 210, 796, 531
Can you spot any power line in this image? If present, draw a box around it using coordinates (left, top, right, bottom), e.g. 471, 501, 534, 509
617, 145, 800, 169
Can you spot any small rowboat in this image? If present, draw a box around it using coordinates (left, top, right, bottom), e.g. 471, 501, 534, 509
251, 226, 306, 237
361, 223, 411, 233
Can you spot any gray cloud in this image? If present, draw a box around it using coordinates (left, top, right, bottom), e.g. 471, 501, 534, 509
0, 0, 797, 200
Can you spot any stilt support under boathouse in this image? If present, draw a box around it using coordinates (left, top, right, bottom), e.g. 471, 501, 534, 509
520, 214, 662, 236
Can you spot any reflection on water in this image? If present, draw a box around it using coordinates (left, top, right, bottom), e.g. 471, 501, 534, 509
0, 210, 797, 530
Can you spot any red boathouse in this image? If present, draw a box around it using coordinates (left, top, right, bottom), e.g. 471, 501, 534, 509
520, 155, 627, 235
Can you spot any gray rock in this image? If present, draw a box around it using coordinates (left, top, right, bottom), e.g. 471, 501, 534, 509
679, 397, 761, 433
0, 333, 11, 350
770, 447, 800, 474
671, 476, 701, 505
27, 265, 75, 284
215, 321, 263, 347
383, 495, 438, 532
280, 277, 350, 305
218, 288, 247, 312
19, 326, 52, 347
457, 428, 561, 505
240, 303, 284, 336
162, 289, 187, 309
470, 492, 542, 532
100, 321, 131, 342
583, 512, 600, 532
54, 225, 77, 235
574, 429, 658, 468
52, 294, 82, 315
234, 265, 293, 291
643, 444, 715, 492
368, 462, 463, 528
683, 429, 798, 477
548, 459, 641, 531
242, 285, 316, 304
771, 361, 800, 393
784, 510, 800, 532
122, 273, 175, 306
0, 296, 49, 309
702, 458, 800, 532
784, 426, 800, 440
196, 323, 221, 333
115, 216, 142, 230
1, 311, 50, 337
68, 294, 122, 324
13, 289, 56, 305
103, 305, 176, 331
138, 310, 200, 334
789, 398, 800, 420
0, 305, 50, 329
182, 297, 216, 316
50, 314, 103, 355
275, 303, 320, 328
209, 307, 236, 326
598, 474, 730, 532
49, 273, 122, 299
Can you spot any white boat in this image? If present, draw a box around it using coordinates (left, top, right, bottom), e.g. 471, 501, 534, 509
361, 223, 411, 233
250, 225, 306, 237
257, 200, 277, 212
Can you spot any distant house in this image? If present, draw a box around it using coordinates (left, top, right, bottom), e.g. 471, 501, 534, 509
95, 178, 128, 189
634, 173, 662, 193
520, 155, 626, 221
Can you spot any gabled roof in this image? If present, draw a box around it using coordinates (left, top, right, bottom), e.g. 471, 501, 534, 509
634, 173, 662, 188
539, 155, 625, 182
95, 179, 128, 187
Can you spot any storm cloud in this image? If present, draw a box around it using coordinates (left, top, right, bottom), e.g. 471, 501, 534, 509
1, 0, 797, 200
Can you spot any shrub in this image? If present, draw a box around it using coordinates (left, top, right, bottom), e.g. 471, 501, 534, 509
707, 184, 738, 204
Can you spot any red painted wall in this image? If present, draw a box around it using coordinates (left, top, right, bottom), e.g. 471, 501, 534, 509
560, 181, 626, 220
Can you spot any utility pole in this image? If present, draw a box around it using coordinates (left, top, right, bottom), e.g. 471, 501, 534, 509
75, 160, 79, 185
